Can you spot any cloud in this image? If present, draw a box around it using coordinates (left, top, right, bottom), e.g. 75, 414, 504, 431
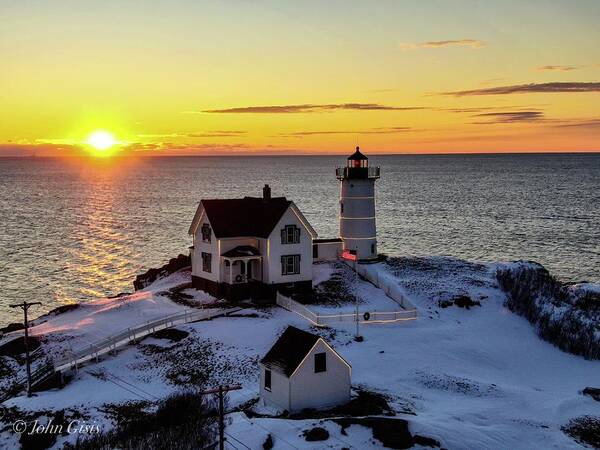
116, 141, 264, 156
471, 111, 545, 124
535, 65, 579, 72
441, 105, 544, 114
186, 131, 247, 138
194, 103, 424, 114
442, 82, 600, 96
279, 127, 414, 137
400, 39, 485, 50
138, 131, 247, 138
551, 118, 600, 129
136, 133, 183, 138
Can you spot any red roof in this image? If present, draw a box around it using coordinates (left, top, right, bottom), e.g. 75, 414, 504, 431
347, 146, 368, 160
202, 197, 291, 238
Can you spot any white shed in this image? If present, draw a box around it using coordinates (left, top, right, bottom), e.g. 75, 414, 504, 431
259, 326, 351, 413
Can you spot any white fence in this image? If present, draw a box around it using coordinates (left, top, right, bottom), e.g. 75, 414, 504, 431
53, 306, 239, 372
1, 306, 240, 401
342, 260, 417, 310
276, 292, 417, 327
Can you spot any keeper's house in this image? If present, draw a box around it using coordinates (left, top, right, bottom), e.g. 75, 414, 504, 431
259, 326, 351, 413
188, 185, 317, 301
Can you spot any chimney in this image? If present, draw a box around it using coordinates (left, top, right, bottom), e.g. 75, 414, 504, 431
263, 184, 271, 200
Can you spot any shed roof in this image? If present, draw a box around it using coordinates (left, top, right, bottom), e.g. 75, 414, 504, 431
260, 326, 321, 377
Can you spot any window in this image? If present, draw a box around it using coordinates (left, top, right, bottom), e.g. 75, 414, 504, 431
281, 255, 301, 275
264, 369, 271, 391
201, 223, 211, 243
313, 244, 318, 259
281, 225, 300, 244
340, 202, 344, 214
371, 243, 375, 254
201, 252, 212, 273
314, 352, 326, 373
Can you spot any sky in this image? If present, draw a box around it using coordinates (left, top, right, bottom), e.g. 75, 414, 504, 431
1, 0, 599, 156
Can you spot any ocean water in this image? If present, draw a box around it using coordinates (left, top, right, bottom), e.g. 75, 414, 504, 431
1, 154, 599, 323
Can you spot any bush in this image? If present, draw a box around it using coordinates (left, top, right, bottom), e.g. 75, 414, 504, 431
497, 261, 600, 360
562, 415, 600, 448
303, 427, 329, 441
65, 391, 218, 450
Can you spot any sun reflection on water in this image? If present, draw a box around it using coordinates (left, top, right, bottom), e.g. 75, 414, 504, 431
62, 159, 144, 303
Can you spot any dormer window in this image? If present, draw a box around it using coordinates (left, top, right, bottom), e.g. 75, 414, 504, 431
281, 225, 300, 244
201, 223, 211, 243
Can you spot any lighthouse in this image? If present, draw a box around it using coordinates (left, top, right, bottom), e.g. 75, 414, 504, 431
336, 146, 380, 261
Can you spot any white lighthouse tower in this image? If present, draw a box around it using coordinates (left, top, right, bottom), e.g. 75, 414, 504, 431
336, 146, 380, 261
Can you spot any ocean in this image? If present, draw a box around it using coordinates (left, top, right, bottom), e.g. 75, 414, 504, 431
1, 153, 598, 323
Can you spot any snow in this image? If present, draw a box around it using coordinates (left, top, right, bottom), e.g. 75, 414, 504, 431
17, 270, 213, 357
2, 258, 600, 449
310, 271, 401, 314
226, 412, 380, 449
312, 262, 337, 286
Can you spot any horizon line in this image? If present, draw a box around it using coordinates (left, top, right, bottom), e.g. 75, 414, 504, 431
1, 150, 600, 159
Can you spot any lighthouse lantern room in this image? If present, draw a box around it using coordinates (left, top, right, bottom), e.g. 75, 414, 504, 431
336, 147, 380, 261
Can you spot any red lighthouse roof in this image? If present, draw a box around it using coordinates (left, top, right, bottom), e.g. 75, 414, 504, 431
347, 146, 368, 161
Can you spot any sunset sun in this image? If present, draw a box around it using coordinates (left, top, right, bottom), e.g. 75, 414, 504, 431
86, 130, 116, 153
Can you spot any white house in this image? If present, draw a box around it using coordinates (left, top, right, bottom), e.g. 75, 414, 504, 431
188, 185, 318, 302
259, 326, 351, 413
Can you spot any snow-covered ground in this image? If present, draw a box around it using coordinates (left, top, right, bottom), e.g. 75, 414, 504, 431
310, 261, 401, 314
1, 258, 599, 449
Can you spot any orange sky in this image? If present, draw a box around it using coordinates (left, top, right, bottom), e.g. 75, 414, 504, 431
0, 1, 599, 156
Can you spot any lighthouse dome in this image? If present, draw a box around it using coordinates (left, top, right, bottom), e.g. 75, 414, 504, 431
348, 146, 368, 161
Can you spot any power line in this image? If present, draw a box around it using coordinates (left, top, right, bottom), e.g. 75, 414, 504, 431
224, 432, 251, 450
100, 374, 153, 402
107, 373, 161, 400
224, 440, 239, 450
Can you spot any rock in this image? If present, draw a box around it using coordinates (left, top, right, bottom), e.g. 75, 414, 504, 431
148, 328, 189, 342
45, 304, 79, 317
438, 300, 453, 308
0, 323, 25, 333
583, 387, 600, 402
262, 433, 274, 449
334, 417, 414, 449
0, 336, 41, 357
303, 427, 329, 441
414, 434, 441, 448
438, 296, 481, 309
107, 292, 132, 299
133, 254, 191, 290
453, 295, 481, 309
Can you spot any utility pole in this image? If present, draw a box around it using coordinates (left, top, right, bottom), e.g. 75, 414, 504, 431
200, 384, 242, 450
9, 301, 42, 397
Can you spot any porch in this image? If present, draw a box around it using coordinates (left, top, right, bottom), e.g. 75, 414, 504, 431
221, 245, 263, 286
